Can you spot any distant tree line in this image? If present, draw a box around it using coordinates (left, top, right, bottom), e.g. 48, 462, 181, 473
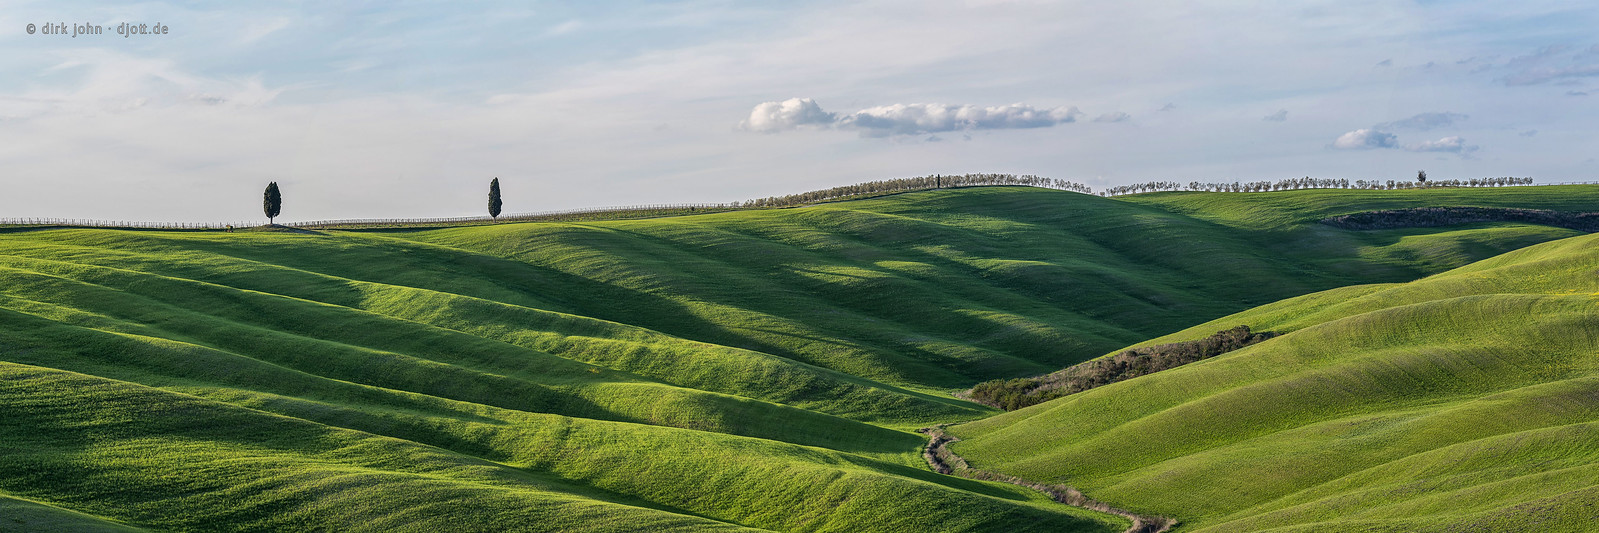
1323, 206, 1599, 232
1347, 176, 1534, 190
965, 326, 1276, 411
735, 173, 1093, 208
248, 174, 1091, 227
1102, 176, 1534, 196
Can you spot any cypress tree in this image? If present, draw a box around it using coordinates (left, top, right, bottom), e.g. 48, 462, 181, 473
263, 182, 282, 225
488, 178, 503, 220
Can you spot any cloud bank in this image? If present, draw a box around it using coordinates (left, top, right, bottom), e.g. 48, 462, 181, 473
740, 98, 835, 132
1377, 112, 1468, 131
7, 2, 1599, 223
1331, 129, 1398, 149
1406, 136, 1478, 154
1092, 111, 1131, 123
1501, 44, 1599, 86
741, 98, 1086, 136
1331, 112, 1478, 156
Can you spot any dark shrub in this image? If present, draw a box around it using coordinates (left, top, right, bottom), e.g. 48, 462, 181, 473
967, 326, 1275, 411
1323, 207, 1599, 232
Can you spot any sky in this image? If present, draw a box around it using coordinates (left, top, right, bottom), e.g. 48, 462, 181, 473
2, 0, 1597, 223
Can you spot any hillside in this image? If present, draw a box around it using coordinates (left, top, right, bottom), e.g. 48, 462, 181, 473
1, 185, 1595, 530
947, 230, 1599, 532
392, 185, 1591, 387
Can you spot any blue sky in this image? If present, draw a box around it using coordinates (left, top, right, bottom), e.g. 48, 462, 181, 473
2, 0, 1597, 222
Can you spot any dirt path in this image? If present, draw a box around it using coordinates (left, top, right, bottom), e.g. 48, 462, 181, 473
918, 426, 1177, 533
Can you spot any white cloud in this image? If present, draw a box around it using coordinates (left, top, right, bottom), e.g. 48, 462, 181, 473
1405, 135, 1477, 154
1332, 127, 1476, 156
1093, 111, 1130, 123
1331, 128, 1398, 149
5, 49, 283, 119
838, 102, 1083, 136
1262, 109, 1288, 122
739, 97, 835, 132
1500, 44, 1599, 86
1333, 111, 1479, 156
1377, 112, 1468, 130
741, 99, 1084, 136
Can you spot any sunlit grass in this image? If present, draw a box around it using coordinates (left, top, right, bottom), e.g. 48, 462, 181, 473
2, 185, 1595, 530
950, 231, 1599, 532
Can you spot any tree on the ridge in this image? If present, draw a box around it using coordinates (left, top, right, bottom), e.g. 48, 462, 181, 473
488, 178, 503, 220
263, 182, 282, 225
1417, 170, 1428, 184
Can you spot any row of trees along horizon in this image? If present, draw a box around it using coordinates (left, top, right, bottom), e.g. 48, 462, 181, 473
0, 172, 1558, 230
215, 172, 1513, 228
260, 171, 1535, 226
256, 174, 1098, 227
1103, 172, 1534, 196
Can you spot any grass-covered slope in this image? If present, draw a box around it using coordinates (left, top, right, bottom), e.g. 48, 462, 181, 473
400, 185, 1595, 388
0, 221, 1136, 531
1, 361, 1132, 532
0, 494, 144, 533
947, 231, 1599, 532
2, 185, 1595, 531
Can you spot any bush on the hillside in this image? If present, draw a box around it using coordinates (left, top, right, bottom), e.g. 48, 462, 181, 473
1323, 207, 1599, 233
967, 326, 1276, 411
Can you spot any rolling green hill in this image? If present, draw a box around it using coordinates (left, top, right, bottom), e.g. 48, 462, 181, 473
394, 185, 1591, 387
1, 184, 1595, 531
947, 230, 1599, 532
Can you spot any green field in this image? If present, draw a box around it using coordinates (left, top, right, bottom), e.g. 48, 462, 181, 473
949, 220, 1599, 531
2, 185, 1595, 531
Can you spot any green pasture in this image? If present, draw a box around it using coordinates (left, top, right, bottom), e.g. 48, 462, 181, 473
2, 184, 1595, 531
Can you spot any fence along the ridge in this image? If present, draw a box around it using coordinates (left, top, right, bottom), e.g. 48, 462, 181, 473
289, 203, 739, 229
0, 218, 256, 230
0, 205, 736, 230
5, 176, 1584, 230
0, 205, 738, 230
0, 174, 1093, 230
